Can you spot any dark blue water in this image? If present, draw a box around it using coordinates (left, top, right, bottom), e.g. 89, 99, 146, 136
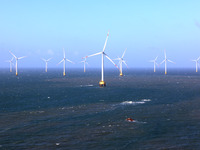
1, 68, 200, 149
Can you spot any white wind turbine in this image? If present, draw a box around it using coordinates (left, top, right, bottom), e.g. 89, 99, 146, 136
84, 31, 119, 87
149, 56, 158, 72
9, 51, 26, 76
81, 57, 88, 73
160, 50, 175, 75
191, 57, 200, 72
41, 58, 52, 72
113, 48, 128, 76
58, 49, 74, 76
5, 57, 14, 72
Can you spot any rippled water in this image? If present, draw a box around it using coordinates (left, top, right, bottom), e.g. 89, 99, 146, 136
0, 68, 200, 149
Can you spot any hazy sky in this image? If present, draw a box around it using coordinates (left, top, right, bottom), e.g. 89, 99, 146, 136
0, 0, 200, 69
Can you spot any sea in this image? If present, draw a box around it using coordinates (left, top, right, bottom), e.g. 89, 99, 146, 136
0, 68, 200, 150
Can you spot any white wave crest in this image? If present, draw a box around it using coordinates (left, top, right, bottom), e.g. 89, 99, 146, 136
121, 101, 145, 105
141, 99, 151, 102
30, 111, 45, 114
80, 84, 94, 87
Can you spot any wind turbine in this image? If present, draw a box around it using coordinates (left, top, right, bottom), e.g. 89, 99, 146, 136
84, 31, 119, 87
81, 57, 88, 73
149, 56, 158, 72
41, 58, 52, 72
58, 49, 74, 76
113, 48, 128, 76
5, 57, 14, 72
160, 50, 175, 75
9, 51, 26, 76
191, 57, 200, 72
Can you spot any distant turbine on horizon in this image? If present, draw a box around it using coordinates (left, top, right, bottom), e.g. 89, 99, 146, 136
113, 48, 128, 76
41, 58, 52, 72
191, 57, 200, 72
9, 51, 26, 76
84, 31, 119, 87
149, 56, 158, 72
160, 50, 175, 75
5, 57, 14, 72
58, 49, 74, 76
81, 57, 88, 73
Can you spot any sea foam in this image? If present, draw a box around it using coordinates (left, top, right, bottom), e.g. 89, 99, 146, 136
121, 101, 145, 105
121, 99, 151, 105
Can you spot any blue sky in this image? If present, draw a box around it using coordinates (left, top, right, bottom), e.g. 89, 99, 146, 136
0, 0, 200, 69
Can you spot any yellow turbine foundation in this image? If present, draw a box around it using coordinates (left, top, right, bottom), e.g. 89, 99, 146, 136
165, 71, 167, 75
120, 72, 123, 76
99, 80, 106, 87
63, 72, 66, 76
16, 72, 18, 76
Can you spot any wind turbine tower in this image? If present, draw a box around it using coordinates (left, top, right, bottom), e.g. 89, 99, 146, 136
9, 51, 26, 76
149, 56, 158, 72
84, 31, 119, 87
58, 49, 74, 76
113, 48, 128, 76
191, 57, 200, 72
160, 50, 175, 75
41, 58, 52, 72
81, 57, 88, 72
5, 57, 14, 72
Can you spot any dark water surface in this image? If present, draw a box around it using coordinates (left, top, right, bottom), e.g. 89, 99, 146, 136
0, 68, 200, 149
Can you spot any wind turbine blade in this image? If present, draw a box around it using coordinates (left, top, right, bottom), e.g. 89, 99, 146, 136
58, 59, 64, 65
197, 57, 200, 61
47, 58, 52, 61
164, 50, 166, 59
41, 58, 46, 62
123, 61, 128, 68
155, 56, 158, 60
168, 59, 175, 64
18, 56, 26, 59
155, 62, 159, 66
102, 30, 109, 52
122, 48, 127, 58
85, 52, 102, 58
160, 60, 165, 65
9, 51, 17, 59
113, 58, 121, 60
191, 60, 197, 62
198, 62, 200, 67
66, 59, 74, 64
104, 53, 120, 71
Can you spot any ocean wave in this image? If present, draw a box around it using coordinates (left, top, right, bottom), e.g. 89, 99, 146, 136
80, 84, 94, 87
29, 110, 45, 114
120, 99, 151, 105
141, 99, 151, 102
0, 128, 10, 133
59, 106, 74, 110
120, 101, 145, 105
125, 119, 147, 124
